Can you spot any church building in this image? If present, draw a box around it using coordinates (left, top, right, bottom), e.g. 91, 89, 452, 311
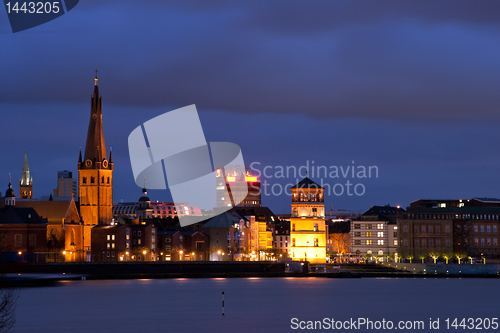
78, 71, 114, 228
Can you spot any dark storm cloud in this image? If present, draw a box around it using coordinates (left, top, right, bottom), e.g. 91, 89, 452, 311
2, 1, 500, 121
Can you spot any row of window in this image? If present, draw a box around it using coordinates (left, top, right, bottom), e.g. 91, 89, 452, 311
113, 204, 196, 215
413, 238, 448, 248
292, 223, 319, 231
413, 224, 450, 234
12, 234, 36, 247
292, 208, 320, 217
353, 223, 385, 230
82, 176, 110, 184
472, 225, 498, 233
474, 238, 498, 246
291, 238, 319, 247
353, 239, 389, 246
401, 238, 451, 247
407, 214, 500, 221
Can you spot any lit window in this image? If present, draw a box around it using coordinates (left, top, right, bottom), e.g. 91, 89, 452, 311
377, 232, 383, 237
366, 240, 372, 245
366, 232, 372, 237
377, 224, 383, 230
107, 235, 110, 241
107, 243, 110, 249
138, 239, 142, 245
393, 240, 398, 246
377, 240, 384, 245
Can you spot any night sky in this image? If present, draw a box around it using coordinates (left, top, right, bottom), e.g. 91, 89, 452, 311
2, 1, 500, 214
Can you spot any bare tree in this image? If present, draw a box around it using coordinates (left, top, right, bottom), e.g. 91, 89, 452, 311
0, 287, 18, 333
0, 238, 19, 333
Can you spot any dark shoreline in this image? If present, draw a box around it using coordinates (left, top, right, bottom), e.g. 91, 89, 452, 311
2, 262, 499, 287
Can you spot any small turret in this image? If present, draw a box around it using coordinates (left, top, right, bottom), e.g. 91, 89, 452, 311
5, 175, 15, 206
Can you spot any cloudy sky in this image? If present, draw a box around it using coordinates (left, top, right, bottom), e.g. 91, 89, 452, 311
2, 1, 500, 214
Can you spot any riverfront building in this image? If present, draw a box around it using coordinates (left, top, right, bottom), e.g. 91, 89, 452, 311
289, 177, 326, 264
350, 205, 403, 262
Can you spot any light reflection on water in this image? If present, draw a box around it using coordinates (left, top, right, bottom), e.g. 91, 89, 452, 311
14, 277, 500, 333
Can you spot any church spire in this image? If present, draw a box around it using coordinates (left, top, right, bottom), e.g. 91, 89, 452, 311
19, 151, 33, 199
83, 69, 108, 167
20, 150, 32, 186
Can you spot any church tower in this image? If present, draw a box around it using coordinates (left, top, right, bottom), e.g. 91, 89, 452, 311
289, 177, 326, 264
78, 70, 113, 226
19, 150, 33, 199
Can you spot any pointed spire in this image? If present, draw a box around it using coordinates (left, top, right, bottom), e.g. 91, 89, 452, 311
78, 147, 82, 163
83, 70, 107, 166
94, 66, 98, 86
20, 150, 32, 186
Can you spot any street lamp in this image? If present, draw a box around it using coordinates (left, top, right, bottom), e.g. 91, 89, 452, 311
306, 241, 309, 261
217, 250, 221, 261
180, 250, 183, 261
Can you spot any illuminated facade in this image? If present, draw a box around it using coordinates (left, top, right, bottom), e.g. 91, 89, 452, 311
216, 167, 261, 207
113, 201, 202, 219
78, 74, 113, 229
351, 206, 403, 262
19, 150, 33, 199
290, 177, 326, 264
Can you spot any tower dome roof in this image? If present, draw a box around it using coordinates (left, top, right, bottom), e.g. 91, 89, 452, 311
5, 182, 15, 198
138, 187, 150, 202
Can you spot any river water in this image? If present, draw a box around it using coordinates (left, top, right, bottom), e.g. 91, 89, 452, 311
14, 277, 500, 332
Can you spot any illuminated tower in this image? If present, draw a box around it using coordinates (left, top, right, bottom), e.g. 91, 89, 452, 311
289, 177, 326, 264
19, 150, 33, 199
78, 70, 113, 226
